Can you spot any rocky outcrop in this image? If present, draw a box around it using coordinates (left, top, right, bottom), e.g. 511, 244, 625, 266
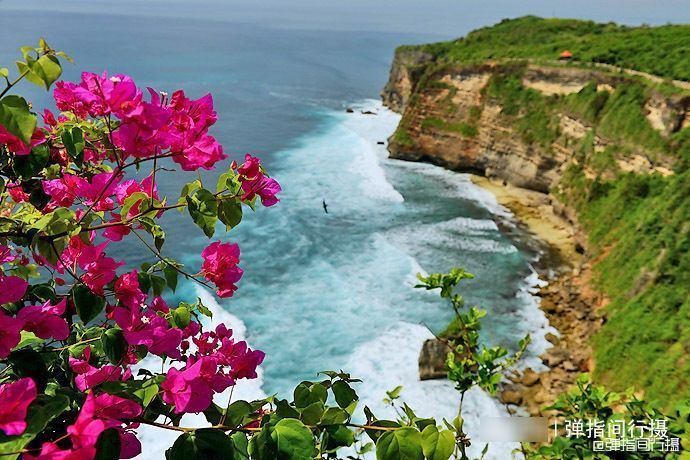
418, 339, 451, 380
501, 266, 606, 416
380, 47, 436, 113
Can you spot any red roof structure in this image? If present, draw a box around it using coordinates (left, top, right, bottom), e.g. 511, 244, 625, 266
559, 50, 573, 60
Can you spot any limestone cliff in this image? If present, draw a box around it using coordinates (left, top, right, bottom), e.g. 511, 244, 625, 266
383, 58, 684, 196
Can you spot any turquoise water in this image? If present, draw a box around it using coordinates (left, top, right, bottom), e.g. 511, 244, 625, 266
2, 2, 688, 457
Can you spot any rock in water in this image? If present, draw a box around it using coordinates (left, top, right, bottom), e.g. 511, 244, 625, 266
418, 339, 451, 380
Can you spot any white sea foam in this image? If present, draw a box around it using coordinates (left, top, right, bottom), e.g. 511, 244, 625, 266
345, 322, 522, 459
343, 101, 404, 203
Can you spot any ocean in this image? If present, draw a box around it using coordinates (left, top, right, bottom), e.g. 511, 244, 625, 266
1, 1, 688, 457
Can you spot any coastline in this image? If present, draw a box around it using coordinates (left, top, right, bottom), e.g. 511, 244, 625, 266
469, 175, 605, 416
469, 175, 582, 271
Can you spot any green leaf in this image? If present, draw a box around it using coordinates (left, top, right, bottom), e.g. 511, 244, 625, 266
320, 407, 349, 425
120, 192, 150, 220
133, 379, 159, 407
231, 432, 249, 460
13, 143, 49, 178
225, 400, 255, 427
421, 426, 455, 460
15, 331, 43, 350
167, 429, 234, 460
332, 380, 357, 408
61, 127, 85, 165
25, 394, 69, 434
163, 265, 179, 292
28, 54, 62, 90
138, 216, 165, 251
299, 401, 324, 425
293, 382, 328, 409
16, 60, 45, 88
376, 428, 424, 460
325, 425, 355, 449
186, 188, 218, 237
248, 426, 277, 460
172, 306, 191, 329
101, 328, 127, 364
270, 419, 317, 460
0, 95, 37, 145
95, 428, 121, 460
386, 385, 403, 400
217, 200, 243, 230
275, 399, 300, 420
72, 284, 106, 324
0, 68, 8, 79
150, 275, 166, 297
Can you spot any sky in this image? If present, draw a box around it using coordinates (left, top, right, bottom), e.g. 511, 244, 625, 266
3, 0, 690, 40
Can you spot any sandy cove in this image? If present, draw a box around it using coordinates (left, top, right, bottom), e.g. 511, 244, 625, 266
469, 175, 607, 417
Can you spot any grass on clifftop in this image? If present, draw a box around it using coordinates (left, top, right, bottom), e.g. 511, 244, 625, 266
560, 168, 690, 407
405, 16, 690, 82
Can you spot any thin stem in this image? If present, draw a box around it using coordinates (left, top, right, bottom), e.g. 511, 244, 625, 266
130, 228, 215, 291
0, 69, 29, 98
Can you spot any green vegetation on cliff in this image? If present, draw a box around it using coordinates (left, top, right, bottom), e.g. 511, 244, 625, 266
407, 16, 690, 81
485, 70, 690, 405
561, 167, 690, 405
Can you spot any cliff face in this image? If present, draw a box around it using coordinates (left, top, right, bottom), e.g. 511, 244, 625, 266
383, 59, 684, 196
383, 47, 690, 407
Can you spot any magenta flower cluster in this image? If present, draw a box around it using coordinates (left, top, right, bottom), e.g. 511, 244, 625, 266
0, 70, 280, 459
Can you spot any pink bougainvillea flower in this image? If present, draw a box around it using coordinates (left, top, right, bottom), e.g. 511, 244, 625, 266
113, 176, 159, 206
161, 356, 233, 413
57, 236, 122, 295
0, 311, 23, 358
112, 306, 183, 359
240, 174, 281, 207
235, 154, 281, 206
54, 80, 98, 119
237, 154, 262, 180
74, 171, 121, 212
201, 241, 244, 298
77, 242, 124, 295
150, 296, 170, 313
216, 339, 265, 380
42, 109, 58, 127
0, 245, 15, 264
17, 299, 69, 341
101, 214, 131, 242
25, 442, 96, 460
0, 124, 46, 156
67, 392, 142, 452
0, 274, 28, 304
6, 182, 29, 203
69, 347, 131, 391
111, 107, 171, 160
163, 90, 227, 171
0, 378, 37, 436
167, 90, 217, 141
56, 72, 144, 120
119, 430, 142, 459
114, 271, 147, 309
42, 174, 81, 209
172, 133, 226, 171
